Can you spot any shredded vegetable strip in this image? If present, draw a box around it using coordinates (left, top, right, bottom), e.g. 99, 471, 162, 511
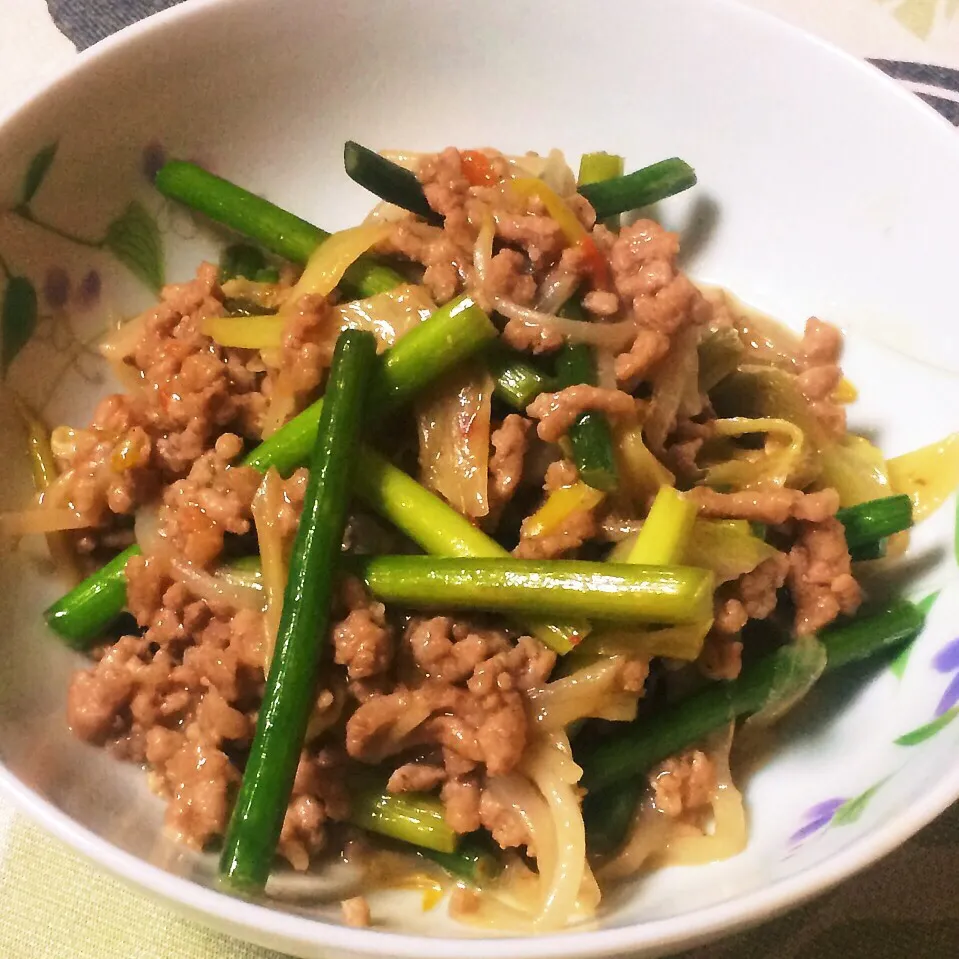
523, 482, 605, 539
251, 469, 288, 666
888, 432, 959, 522
626, 486, 696, 566
11, 398, 80, 582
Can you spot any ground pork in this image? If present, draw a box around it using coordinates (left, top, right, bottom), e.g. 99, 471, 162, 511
614, 328, 670, 384
69, 547, 268, 848
158, 433, 261, 567
702, 552, 790, 680
526, 385, 638, 443
649, 750, 717, 819
515, 507, 597, 559
278, 748, 350, 869
49, 394, 157, 524
543, 458, 579, 491
379, 220, 468, 304
482, 249, 537, 310
130, 263, 266, 472
488, 414, 530, 510
438, 774, 533, 851
799, 317, 846, 438
495, 214, 565, 269
274, 293, 336, 398
688, 486, 840, 525
501, 316, 565, 354
478, 787, 532, 850
609, 220, 703, 385
419, 146, 471, 221
582, 289, 620, 317
698, 633, 744, 682
332, 579, 394, 682
341, 897, 372, 928
788, 517, 862, 635
387, 762, 447, 794
274, 467, 310, 539
404, 616, 510, 684
346, 635, 552, 788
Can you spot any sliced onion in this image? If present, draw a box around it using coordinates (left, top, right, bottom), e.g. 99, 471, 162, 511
473, 212, 495, 286
745, 637, 827, 729
0, 507, 92, 536
168, 558, 264, 612
290, 223, 392, 301
493, 297, 636, 350
535, 269, 580, 315
333, 284, 435, 351
99, 310, 149, 362
416, 362, 493, 519
133, 502, 165, 557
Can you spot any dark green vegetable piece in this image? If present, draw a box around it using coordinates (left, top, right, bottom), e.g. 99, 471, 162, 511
219, 329, 376, 892
43, 545, 136, 649
485, 343, 555, 410
420, 834, 503, 885
341, 142, 696, 225
344, 141, 440, 225
350, 784, 457, 855
850, 538, 887, 563
155, 160, 402, 298
578, 152, 625, 230
577, 600, 925, 849
836, 494, 913, 550
578, 158, 697, 220
556, 338, 619, 492
219, 242, 268, 282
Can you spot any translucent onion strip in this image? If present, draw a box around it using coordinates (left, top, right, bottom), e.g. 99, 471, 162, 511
251, 468, 289, 666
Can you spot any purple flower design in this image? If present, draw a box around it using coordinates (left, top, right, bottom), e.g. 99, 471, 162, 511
141, 141, 167, 182
788, 797, 845, 846
931, 636, 959, 717
933, 636, 959, 673
76, 269, 102, 311
43, 266, 69, 309
935, 672, 959, 717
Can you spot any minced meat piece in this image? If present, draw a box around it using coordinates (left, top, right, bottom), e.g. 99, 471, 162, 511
649, 750, 716, 819
788, 517, 862, 635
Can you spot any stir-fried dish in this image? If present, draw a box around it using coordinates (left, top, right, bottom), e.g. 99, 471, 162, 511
8, 143, 958, 931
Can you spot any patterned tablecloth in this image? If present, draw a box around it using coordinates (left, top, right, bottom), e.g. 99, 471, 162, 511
1, 2, 958, 957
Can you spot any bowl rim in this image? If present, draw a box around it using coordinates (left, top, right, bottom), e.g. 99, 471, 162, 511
3, 0, 959, 955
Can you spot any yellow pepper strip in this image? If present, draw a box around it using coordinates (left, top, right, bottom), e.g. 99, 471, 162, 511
626, 486, 696, 566
202, 224, 391, 350
291, 223, 392, 300
523, 481, 605, 539
833, 377, 858, 404
888, 432, 959, 523
511, 177, 586, 245
201, 315, 286, 350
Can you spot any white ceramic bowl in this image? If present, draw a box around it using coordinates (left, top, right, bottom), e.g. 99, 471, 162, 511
1, 0, 958, 956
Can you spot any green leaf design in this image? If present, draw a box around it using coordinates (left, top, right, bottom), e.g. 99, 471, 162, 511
1, 276, 38, 375
894, 707, 959, 746
890, 590, 940, 679
832, 781, 883, 827
103, 201, 165, 292
20, 143, 58, 206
